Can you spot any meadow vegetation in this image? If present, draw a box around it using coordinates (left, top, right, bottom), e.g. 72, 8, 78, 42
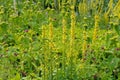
0, 0, 120, 80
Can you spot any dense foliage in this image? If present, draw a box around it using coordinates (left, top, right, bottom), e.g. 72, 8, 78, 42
0, 0, 120, 80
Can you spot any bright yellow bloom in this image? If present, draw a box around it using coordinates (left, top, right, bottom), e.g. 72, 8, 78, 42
62, 18, 66, 44
82, 30, 87, 58
49, 22, 54, 49
70, 5, 75, 54
92, 15, 99, 43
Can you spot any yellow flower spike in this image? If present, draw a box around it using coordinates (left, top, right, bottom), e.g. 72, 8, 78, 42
92, 15, 99, 44
49, 22, 53, 41
42, 25, 46, 39
82, 30, 87, 59
70, 5, 75, 51
68, 5, 76, 63
42, 28, 48, 80
49, 22, 54, 49
62, 18, 66, 44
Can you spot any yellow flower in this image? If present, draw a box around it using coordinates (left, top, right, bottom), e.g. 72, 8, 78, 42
49, 22, 54, 49
42, 25, 46, 39
70, 5, 75, 51
92, 15, 99, 43
82, 30, 87, 57
62, 18, 66, 44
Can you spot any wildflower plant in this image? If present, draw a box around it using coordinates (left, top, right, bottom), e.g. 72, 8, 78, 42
0, 0, 120, 80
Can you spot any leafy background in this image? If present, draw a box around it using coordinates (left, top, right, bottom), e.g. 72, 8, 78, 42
0, 0, 120, 80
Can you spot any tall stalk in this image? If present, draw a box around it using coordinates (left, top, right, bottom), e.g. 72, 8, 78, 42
42, 25, 48, 80
92, 15, 99, 44
49, 20, 54, 80
82, 28, 87, 60
69, 5, 76, 79
92, 14, 100, 57
62, 17, 66, 79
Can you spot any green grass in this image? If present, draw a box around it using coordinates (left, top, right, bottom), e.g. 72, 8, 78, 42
0, 0, 120, 80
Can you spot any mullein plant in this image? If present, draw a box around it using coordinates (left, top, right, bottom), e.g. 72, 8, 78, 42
82, 23, 87, 60
62, 21, 67, 44
49, 19, 54, 50
92, 15, 100, 55
92, 15, 99, 42
61, 10, 68, 78
42, 25, 48, 80
61, 7, 66, 45
62, 18, 66, 65
48, 18, 54, 80
69, 5, 75, 60
69, 5, 76, 79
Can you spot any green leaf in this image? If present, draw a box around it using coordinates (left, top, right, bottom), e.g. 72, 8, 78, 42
107, 56, 120, 70
0, 22, 8, 33
11, 73, 20, 80
114, 25, 120, 36
106, 32, 112, 48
